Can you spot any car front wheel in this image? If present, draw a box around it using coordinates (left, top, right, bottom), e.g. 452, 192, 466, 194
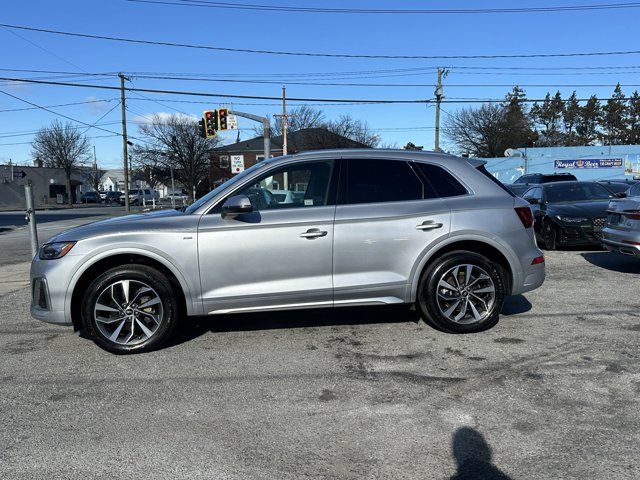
417, 251, 505, 333
81, 265, 180, 354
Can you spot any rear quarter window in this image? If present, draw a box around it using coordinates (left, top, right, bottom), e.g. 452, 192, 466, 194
413, 162, 468, 198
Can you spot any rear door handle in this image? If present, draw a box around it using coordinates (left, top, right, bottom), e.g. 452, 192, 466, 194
416, 221, 443, 231
299, 228, 328, 239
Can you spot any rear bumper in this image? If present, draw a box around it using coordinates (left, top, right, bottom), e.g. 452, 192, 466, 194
601, 228, 640, 258
512, 261, 545, 295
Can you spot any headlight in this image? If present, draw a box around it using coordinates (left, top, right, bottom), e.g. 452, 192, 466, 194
555, 215, 588, 223
39, 241, 76, 260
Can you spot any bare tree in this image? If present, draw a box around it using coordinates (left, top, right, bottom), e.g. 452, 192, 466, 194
134, 114, 220, 199
326, 115, 380, 147
31, 120, 91, 205
252, 105, 327, 137
444, 104, 510, 158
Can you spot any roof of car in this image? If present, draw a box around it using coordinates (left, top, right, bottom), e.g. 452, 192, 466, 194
282, 148, 485, 167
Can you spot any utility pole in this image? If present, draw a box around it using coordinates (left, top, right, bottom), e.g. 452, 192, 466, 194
282, 86, 288, 156
92, 145, 98, 191
119, 73, 130, 212
434, 67, 448, 152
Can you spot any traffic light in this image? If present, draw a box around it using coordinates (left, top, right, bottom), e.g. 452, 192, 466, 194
218, 108, 229, 131
197, 119, 206, 138
203, 110, 218, 138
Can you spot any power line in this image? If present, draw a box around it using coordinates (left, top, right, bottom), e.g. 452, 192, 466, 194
0, 76, 633, 104
0, 134, 120, 147
127, 0, 640, 15
0, 88, 124, 136
0, 98, 117, 113
3, 23, 640, 60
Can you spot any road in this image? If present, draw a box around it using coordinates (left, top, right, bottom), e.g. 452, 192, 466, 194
0, 207, 132, 267
0, 249, 639, 479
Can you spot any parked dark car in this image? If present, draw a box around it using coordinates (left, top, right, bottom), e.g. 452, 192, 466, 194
597, 179, 640, 197
80, 191, 100, 204
513, 172, 577, 185
508, 172, 577, 198
522, 181, 616, 250
104, 191, 122, 204
507, 183, 537, 197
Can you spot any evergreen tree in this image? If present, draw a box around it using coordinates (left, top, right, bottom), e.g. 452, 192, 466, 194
626, 90, 640, 144
602, 83, 627, 145
563, 91, 581, 146
576, 95, 601, 145
503, 86, 535, 148
530, 91, 564, 145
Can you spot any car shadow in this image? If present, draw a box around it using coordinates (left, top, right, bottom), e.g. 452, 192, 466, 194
581, 251, 640, 274
166, 305, 421, 348
165, 295, 530, 349
448, 427, 513, 480
500, 295, 532, 316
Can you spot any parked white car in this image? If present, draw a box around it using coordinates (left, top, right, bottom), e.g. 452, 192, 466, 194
120, 188, 160, 206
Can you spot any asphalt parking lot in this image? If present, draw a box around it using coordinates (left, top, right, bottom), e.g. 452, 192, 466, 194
0, 249, 639, 479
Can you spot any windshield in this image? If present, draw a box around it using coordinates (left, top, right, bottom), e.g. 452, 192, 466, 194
545, 183, 613, 203
184, 160, 272, 214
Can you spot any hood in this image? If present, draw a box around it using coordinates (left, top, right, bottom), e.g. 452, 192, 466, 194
46, 208, 195, 243
547, 200, 611, 218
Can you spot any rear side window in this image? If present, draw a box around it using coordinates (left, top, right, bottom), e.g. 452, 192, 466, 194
341, 158, 436, 204
414, 162, 468, 198
475, 165, 515, 197
629, 184, 640, 197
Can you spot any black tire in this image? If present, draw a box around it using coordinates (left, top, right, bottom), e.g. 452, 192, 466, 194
542, 219, 557, 251
81, 264, 180, 354
417, 251, 505, 333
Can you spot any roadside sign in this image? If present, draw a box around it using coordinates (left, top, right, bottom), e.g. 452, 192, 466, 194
227, 114, 238, 130
231, 155, 244, 174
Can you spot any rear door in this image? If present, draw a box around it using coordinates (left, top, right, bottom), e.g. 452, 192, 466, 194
332, 157, 451, 306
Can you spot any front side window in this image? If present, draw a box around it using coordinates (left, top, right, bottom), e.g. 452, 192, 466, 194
341, 158, 432, 205
523, 187, 543, 202
232, 160, 335, 211
628, 184, 640, 197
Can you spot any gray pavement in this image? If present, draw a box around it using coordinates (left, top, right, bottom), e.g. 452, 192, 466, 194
0, 250, 639, 479
0, 207, 132, 267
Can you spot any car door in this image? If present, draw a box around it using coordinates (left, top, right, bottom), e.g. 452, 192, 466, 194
332, 157, 451, 306
197, 159, 338, 314
522, 187, 544, 235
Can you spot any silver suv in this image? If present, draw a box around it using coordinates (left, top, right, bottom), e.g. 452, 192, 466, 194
30, 150, 545, 353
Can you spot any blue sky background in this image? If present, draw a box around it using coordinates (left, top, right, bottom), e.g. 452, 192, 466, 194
1, 0, 640, 169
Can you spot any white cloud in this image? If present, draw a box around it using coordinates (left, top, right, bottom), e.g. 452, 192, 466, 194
84, 96, 112, 115
131, 111, 198, 124
3, 80, 30, 93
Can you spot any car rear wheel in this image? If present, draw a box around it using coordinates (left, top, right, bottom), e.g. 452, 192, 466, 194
81, 265, 180, 354
417, 251, 505, 333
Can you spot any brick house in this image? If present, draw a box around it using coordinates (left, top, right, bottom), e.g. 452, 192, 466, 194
209, 127, 368, 187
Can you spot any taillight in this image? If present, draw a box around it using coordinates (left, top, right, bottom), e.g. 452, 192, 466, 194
514, 206, 534, 228
622, 210, 640, 220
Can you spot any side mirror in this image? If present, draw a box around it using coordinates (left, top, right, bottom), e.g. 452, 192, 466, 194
222, 195, 253, 218
527, 198, 539, 205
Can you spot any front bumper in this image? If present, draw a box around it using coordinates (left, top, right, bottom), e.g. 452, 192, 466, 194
30, 255, 74, 326
554, 218, 606, 246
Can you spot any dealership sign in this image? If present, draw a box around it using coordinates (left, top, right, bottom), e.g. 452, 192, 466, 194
554, 158, 623, 169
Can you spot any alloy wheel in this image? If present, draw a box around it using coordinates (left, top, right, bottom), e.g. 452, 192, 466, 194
435, 264, 496, 324
93, 279, 164, 345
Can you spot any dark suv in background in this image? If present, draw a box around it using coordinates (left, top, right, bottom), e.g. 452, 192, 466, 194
508, 172, 578, 196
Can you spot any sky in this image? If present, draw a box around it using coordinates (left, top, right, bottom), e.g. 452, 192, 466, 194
1, 0, 640, 169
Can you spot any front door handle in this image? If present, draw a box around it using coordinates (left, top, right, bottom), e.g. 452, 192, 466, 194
416, 221, 443, 231
299, 228, 328, 239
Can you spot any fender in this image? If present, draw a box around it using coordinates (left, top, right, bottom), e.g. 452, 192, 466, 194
406, 231, 521, 303
63, 245, 203, 323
